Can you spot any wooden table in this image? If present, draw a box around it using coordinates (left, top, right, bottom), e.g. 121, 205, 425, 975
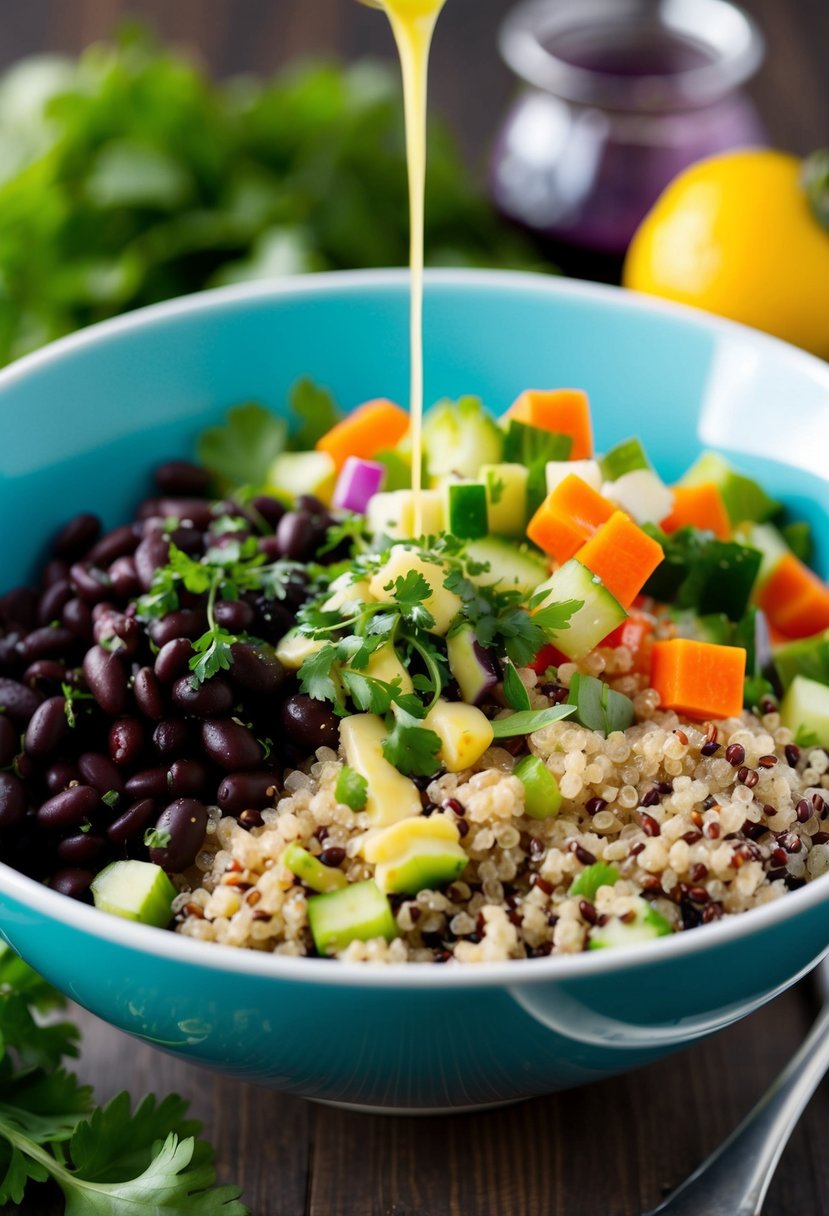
4, 2, 829, 1212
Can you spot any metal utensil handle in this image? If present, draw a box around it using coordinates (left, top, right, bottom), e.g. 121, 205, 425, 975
648, 1001, 829, 1216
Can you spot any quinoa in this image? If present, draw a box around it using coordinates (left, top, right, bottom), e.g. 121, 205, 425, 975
175, 648, 829, 963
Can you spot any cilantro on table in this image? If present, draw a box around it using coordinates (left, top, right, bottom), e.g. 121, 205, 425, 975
295, 537, 582, 777
0, 28, 545, 368
0, 943, 247, 1214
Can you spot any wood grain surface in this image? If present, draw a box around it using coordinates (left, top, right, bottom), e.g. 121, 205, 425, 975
2, 1, 829, 1213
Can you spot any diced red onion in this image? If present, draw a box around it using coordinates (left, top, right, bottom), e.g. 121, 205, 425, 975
332, 457, 386, 513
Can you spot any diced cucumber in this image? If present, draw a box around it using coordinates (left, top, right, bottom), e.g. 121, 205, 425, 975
502, 421, 572, 513
545, 459, 602, 496
736, 522, 789, 588
363, 814, 468, 895
422, 396, 504, 480
514, 755, 561, 819
781, 520, 814, 564
569, 862, 619, 901
90, 860, 176, 929
588, 897, 672, 949
307, 880, 398, 955
445, 482, 488, 540
481, 463, 529, 537
600, 437, 651, 482
532, 560, 627, 661
680, 451, 780, 525
282, 842, 347, 893
603, 469, 673, 525
446, 625, 500, 705
774, 630, 829, 692
464, 537, 548, 595
780, 675, 829, 746
267, 450, 336, 505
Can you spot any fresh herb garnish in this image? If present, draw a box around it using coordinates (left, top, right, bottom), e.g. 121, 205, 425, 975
144, 827, 172, 849
502, 661, 531, 712
0, 942, 247, 1213
197, 402, 287, 493
567, 673, 635, 736
289, 378, 343, 450
491, 704, 577, 738
335, 766, 368, 811
101, 790, 120, 810
61, 684, 95, 729
382, 710, 443, 778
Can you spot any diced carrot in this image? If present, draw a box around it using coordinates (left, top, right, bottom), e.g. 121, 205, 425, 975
661, 484, 731, 539
529, 642, 569, 674
601, 609, 655, 673
526, 474, 615, 562
507, 389, 593, 460
756, 552, 829, 639
574, 512, 664, 608
650, 639, 746, 720
316, 399, 410, 471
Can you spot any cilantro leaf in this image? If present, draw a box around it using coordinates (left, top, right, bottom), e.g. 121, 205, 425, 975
197, 403, 287, 492
288, 378, 343, 450
382, 711, 442, 777
502, 661, 531, 712
335, 766, 368, 811
491, 704, 577, 738
298, 645, 345, 713
189, 629, 237, 684
531, 598, 583, 636
386, 571, 436, 631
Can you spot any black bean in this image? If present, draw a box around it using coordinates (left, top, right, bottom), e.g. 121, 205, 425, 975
83, 646, 128, 715
258, 536, 282, 562
148, 609, 207, 649
125, 767, 169, 799
276, 511, 317, 561
132, 667, 165, 720
0, 715, 17, 768
109, 717, 146, 767
107, 797, 157, 845
18, 626, 77, 663
213, 599, 255, 633
91, 600, 118, 623
0, 772, 26, 828
61, 597, 94, 641
52, 513, 102, 559
229, 643, 286, 696
78, 751, 125, 797
134, 533, 170, 592
93, 609, 140, 656
154, 638, 194, 684
319, 846, 346, 868
167, 759, 210, 798
24, 696, 69, 759
280, 694, 340, 751
37, 784, 100, 830
153, 718, 194, 758
37, 579, 73, 627
0, 677, 45, 726
23, 660, 67, 695
0, 588, 37, 631
50, 869, 95, 901
87, 523, 140, 567
171, 674, 235, 716
167, 525, 203, 557
149, 798, 208, 871
58, 833, 107, 866
0, 632, 25, 673
69, 562, 112, 604
217, 771, 280, 815
295, 494, 328, 517
139, 497, 214, 529
41, 560, 71, 590
45, 762, 81, 794
250, 495, 286, 530
154, 460, 212, 497
250, 596, 294, 643
108, 555, 141, 600
201, 718, 263, 771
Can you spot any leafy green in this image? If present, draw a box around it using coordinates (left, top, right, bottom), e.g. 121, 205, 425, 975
643, 526, 762, 621
567, 673, 634, 736
490, 704, 576, 738
0, 30, 545, 368
569, 862, 619, 901
502, 422, 572, 513
382, 711, 442, 777
196, 402, 287, 492
335, 766, 368, 811
0, 942, 247, 1213
502, 661, 531, 712
289, 378, 343, 450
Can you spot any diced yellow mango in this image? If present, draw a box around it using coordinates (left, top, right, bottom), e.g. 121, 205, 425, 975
323, 572, 375, 614
368, 548, 461, 635
367, 490, 444, 541
363, 813, 459, 863
424, 699, 494, 773
363, 814, 467, 894
339, 714, 422, 826
275, 629, 324, 671
360, 643, 414, 696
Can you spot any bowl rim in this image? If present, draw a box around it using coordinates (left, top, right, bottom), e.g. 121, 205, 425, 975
2, 266, 829, 991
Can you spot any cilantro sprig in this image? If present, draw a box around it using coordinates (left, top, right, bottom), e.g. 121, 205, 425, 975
0, 943, 247, 1213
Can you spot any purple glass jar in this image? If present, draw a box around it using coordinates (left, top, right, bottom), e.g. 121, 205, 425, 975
491, 0, 766, 273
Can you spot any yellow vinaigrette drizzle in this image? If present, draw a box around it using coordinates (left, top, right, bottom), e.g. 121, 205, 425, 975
362, 0, 447, 535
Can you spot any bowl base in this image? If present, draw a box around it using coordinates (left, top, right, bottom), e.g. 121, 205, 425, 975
311, 1096, 525, 1117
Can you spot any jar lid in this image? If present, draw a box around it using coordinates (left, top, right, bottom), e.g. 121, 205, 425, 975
499, 0, 765, 112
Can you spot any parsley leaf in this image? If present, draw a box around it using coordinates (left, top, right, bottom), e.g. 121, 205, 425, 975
197, 402, 287, 492
385, 570, 435, 631
382, 711, 442, 777
298, 645, 345, 713
491, 704, 577, 738
335, 766, 368, 811
189, 628, 237, 684
288, 378, 343, 450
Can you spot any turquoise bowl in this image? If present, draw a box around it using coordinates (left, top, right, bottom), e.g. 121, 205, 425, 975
1, 270, 828, 1112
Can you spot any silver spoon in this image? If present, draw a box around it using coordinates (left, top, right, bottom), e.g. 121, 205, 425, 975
644, 954, 829, 1216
